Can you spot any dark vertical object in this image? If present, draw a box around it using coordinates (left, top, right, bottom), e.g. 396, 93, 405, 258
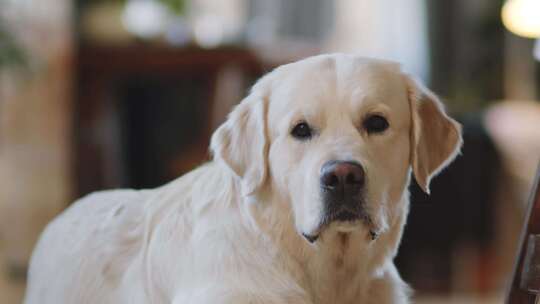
117, 76, 210, 188
425, 0, 456, 94
427, 0, 506, 110
506, 166, 540, 303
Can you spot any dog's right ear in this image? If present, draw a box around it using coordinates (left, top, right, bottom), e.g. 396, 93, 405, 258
210, 88, 269, 197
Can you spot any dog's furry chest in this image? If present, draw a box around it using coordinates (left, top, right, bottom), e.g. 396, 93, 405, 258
284, 232, 372, 304
306, 263, 367, 304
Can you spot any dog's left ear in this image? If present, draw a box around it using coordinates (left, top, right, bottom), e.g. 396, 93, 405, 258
210, 90, 269, 196
405, 75, 463, 194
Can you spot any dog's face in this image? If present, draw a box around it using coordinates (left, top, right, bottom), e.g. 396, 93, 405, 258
265, 57, 414, 241
212, 54, 462, 243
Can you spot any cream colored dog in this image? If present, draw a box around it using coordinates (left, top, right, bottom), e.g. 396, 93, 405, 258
25, 54, 462, 304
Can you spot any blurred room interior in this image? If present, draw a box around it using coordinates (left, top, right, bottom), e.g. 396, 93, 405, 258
1, 0, 540, 303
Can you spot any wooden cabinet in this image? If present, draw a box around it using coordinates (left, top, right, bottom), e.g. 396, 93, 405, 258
74, 46, 263, 196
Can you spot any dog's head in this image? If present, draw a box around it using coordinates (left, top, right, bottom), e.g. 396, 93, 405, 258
211, 54, 462, 243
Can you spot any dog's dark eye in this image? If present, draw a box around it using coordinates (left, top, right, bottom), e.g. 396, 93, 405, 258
291, 122, 312, 140
363, 115, 389, 134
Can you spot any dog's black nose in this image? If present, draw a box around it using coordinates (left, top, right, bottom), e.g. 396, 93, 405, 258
320, 161, 365, 189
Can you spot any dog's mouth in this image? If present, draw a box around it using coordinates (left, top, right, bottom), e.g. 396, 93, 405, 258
328, 209, 362, 222
302, 208, 377, 244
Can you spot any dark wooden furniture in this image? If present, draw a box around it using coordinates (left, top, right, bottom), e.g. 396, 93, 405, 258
74, 45, 264, 197
506, 165, 540, 303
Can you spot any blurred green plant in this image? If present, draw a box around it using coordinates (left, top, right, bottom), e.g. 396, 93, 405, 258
82, 0, 186, 15
158, 0, 186, 15
0, 19, 27, 70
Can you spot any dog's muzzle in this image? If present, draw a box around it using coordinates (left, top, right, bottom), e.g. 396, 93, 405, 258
300, 160, 378, 244
320, 160, 365, 217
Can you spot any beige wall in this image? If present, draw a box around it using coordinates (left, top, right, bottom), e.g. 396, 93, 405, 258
0, 0, 72, 302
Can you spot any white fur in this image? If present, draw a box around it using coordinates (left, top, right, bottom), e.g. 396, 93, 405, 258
25, 54, 462, 304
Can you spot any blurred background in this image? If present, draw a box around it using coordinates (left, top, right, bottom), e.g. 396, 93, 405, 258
1, 0, 539, 303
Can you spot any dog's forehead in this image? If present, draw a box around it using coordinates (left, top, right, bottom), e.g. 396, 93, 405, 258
267, 55, 408, 119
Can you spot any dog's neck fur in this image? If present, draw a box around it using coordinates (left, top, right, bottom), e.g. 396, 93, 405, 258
245, 181, 410, 304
